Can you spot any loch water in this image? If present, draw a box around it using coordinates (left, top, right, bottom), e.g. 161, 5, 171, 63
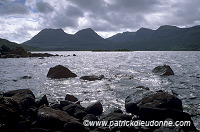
0, 51, 199, 129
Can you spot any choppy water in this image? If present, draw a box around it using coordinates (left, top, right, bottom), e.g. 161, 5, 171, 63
0, 51, 200, 129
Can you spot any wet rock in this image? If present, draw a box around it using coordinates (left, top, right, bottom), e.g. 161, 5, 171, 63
65, 94, 78, 102
138, 92, 183, 111
125, 92, 182, 115
139, 108, 197, 132
50, 101, 72, 110
154, 118, 184, 132
20, 76, 32, 79
86, 101, 103, 116
152, 65, 174, 76
60, 100, 73, 107
102, 112, 131, 121
154, 126, 184, 132
16, 120, 32, 132
36, 106, 79, 130
80, 75, 104, 81
29, 128, 54, 132
12, 91, 36, 109
3, 89, 35, 109
27, 107, 38, 119
0, 97, 24, 126
47, 65, 77, 79
135, 86, 150, 90
125, 95, 140, 115
36, 95, 49, 107
63, 104, 86, 116
64, 121, 87, 132
104, 107, 123, 114
82, 114, 98, 121
74, 110, 88, 120
3, 89, 34, 97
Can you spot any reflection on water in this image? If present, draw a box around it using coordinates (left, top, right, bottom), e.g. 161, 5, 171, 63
0, 51, 200, 129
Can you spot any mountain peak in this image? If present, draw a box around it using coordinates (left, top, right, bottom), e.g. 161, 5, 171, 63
40, 28, 65, 33
157, 25, 179, 30
75, 28, 96, 35
137, 27, 153, 33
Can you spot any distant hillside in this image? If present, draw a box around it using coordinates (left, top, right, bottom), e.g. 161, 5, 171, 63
107, 25, 200, 50
22, 28, 113, 50
0, 38, 38, 51
22, 25, 200, 51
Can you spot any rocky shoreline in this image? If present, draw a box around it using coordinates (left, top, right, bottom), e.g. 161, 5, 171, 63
0, 88, 198, 132
0, 52, 59, 58
0, 46, 59, 58
0, 65, 199, 132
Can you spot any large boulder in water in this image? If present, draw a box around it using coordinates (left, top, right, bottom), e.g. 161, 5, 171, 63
152, 65, 174, 76
47, 65, 77, 79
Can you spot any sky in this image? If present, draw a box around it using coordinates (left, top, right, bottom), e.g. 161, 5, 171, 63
0, 0, 200, 43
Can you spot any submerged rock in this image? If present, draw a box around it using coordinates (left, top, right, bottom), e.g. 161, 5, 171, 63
80, 75, 104, 81
135, 86, 150, 90
152, 65, 174, 76
20, 76, 32, 79
47, 65, 77, 79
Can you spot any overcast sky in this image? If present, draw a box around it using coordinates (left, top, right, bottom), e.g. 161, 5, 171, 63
0, 0, 200, 43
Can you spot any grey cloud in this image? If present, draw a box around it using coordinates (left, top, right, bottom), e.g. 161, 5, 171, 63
40, 4, 84, 28
66, 5, 83, 17
36, 1, 54, 13
66, 0, 162, 31
0, 1, 29, 15
172, 0, 200, 25
51, 14, 78, 28
108, 0, 161, 13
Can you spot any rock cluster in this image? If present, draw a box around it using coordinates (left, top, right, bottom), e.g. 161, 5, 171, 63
0, 89, 197, 132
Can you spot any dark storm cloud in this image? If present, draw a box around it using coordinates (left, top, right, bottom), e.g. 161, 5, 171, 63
108, 0, 161, 12
66, 0, 163, 31
65, 5, 83, 17
0, 1, 29, 15
36, 1, 54, 13
171, 0, 200, 26
40, 4, 83, 28
1, 0, 200, 43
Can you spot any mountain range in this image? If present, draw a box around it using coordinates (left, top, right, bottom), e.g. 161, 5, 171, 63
22, 28, 113, 50
1, 25, 200, 51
